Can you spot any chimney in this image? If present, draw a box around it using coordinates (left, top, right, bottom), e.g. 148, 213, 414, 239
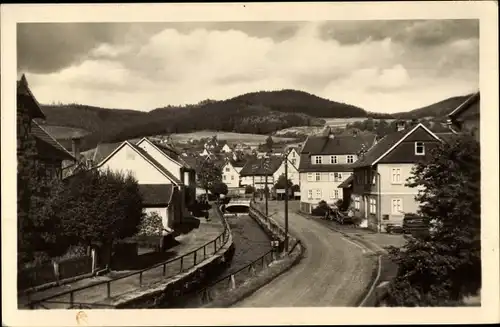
71, 136, 82, 161
396, 121, 406, 132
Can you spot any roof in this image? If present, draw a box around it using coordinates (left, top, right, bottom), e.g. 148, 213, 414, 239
139, 184, 174, 206
298, 158, 356, 172
17, 74, 45, 119
31, 121, 75, 161
91, 139, 141, 164
228, 158, 246, 168
128, 143, 183, 185
352, 123, 440, 168
435, 132, 456, 144
153, 141, 194, 170
301, 133, 376, 155
447, 92, 480, 120
337, 174, 354, 188
239, 156, 282, 177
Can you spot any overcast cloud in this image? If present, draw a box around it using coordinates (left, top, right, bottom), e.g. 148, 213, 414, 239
17, 20, 479, 113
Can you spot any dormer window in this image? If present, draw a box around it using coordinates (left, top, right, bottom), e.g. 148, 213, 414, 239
313, 156, 323, 164
415, 142, 425, 155
330, 155, 338, 164
347, 155, 354, 163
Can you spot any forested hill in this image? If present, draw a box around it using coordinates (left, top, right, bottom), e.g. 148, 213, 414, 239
393, 93, 474, 119
231, 89, 369, 118
39, 89, 381, 151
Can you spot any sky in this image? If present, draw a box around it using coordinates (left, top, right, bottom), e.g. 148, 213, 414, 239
17, 20, 479, 113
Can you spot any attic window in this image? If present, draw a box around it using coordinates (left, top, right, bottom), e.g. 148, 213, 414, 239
415, 142, 425, 155
313, 156, 323, 164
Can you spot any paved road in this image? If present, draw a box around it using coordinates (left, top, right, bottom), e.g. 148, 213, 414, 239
233, 202, 376, 307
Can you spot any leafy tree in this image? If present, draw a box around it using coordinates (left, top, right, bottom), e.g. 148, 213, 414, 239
197, 160, 222, 199
386, 133, 480, 306
274, 173, 293, 190
210, 181, 228, 198
17, 132, 70, 267
291, 184, 300, 193
265, 135, 274, 152
55, 168, 144, 264
137, 211, 163, 236
245, 185, 256, 194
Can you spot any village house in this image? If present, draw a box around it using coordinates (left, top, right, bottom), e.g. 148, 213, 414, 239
298, 127, 377, 214
222, 157, 246, 189
220, 143, 233, 153
96, 140, 185, 236
272, 148, 301, 187
239, 156, 282, 190
346, 122, 443, 232
17, 75, 76, 180
447, 91, 480, 142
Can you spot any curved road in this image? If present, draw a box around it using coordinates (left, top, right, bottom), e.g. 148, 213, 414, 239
233, 204, 376, 307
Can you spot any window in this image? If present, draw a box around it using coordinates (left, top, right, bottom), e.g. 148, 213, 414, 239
314, 156, 323, 164
334, 172, 342, 182
307, 173, 313, 182
354, 196, 360, 210
334, 190, 339, 198
231, 175, 235, 181
223, 175, 227, 181
391, 198, 403, 214
292, 151, 296, 158
330, 190, 336, 199
330, 155, 338, 164
315, 173, 321, 181
372, 173, 376, 185
347, 155, 354, 163
308, 190, 313, 199
315, 189, 322, 199
225, 167, 230, 172
369, 198, 376, 214
415, 142, 425, 155
391, 168, 402, 184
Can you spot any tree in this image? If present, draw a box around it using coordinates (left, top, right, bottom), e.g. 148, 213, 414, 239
55, 169, 144, 264
274, 173, 293, 190
17, 133, 70, 267
245, 185, 256, 194
210, 181, 228, 198
386, 133, 480, 306
197, 160, 222, 198
265, 135, 274, 152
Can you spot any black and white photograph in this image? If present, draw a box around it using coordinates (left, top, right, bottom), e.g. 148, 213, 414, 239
1, 2, 498, 326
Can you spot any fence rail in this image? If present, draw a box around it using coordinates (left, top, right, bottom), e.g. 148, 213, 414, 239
28, 207, 231, 309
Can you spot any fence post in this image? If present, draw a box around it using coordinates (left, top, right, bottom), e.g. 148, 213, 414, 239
180, 257, 184, 272
163, 263, 166, 276
230, 275, 236, 290
69, 291, 74, 308
194, 251, 197, 266
139, 271, 143, 286
91, 248, 97, 275
107, 281, 111, 298
53, 261, 60, 285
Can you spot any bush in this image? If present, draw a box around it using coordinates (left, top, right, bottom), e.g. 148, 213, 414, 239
311, 200, 331, 216
245, 185, 255, 194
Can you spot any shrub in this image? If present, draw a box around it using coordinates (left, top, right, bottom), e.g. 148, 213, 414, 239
245, 185, 255, 194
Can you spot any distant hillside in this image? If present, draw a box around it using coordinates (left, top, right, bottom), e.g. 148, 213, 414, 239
232, 89, 369, 118
38, 89, 382, 151
394, 94, 474, 119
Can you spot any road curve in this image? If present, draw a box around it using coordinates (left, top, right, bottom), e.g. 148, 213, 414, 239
233, 205, 375, 307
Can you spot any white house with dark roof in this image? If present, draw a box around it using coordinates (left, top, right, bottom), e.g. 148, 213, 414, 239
348, 123, 443, 232
298, 127, 377, 213
222, 158, 246, 188
96, 141, 183, 234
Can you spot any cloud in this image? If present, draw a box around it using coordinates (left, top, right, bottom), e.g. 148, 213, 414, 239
19, 20, 479, 113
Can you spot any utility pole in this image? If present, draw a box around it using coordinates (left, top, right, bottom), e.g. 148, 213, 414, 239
264, 173, 269, 217
284, 152, 289, 253
252, 175, 255, 201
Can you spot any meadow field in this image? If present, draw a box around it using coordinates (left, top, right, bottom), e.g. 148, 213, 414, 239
170, 131, 297, 144
322, 117, 396, 128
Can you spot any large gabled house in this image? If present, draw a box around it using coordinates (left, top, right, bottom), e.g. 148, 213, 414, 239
135, 137, 197, 213
447, 91, 480, 141
298, 128, 377, 213
96, 141, 184, 235
271, 148, 301, 187
17, 75, 76, 180
347, 122, 443, 232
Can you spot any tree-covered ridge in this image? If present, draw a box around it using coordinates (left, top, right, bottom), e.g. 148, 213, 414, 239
393, 93, 475, 119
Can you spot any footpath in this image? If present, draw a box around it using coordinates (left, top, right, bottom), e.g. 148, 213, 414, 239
19, 212, 223, 309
